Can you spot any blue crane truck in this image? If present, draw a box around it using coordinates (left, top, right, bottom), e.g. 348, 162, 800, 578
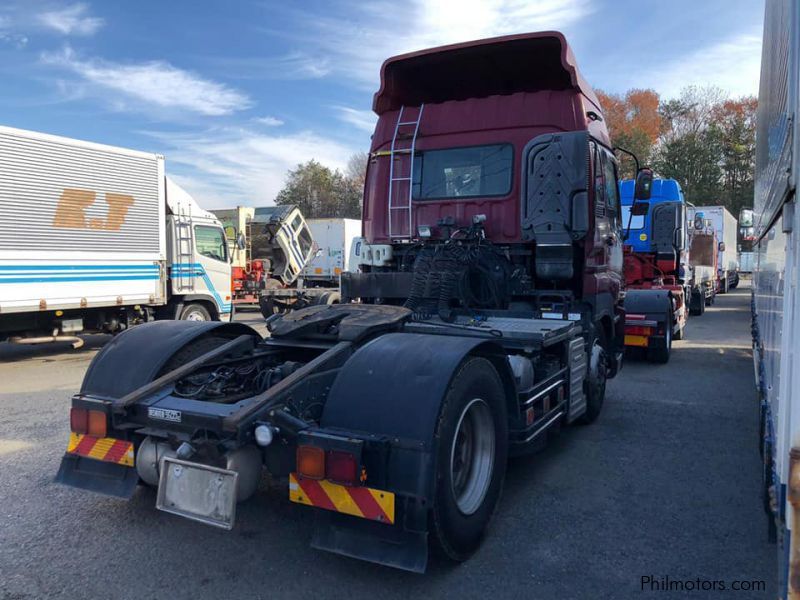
619, 178, 691, 362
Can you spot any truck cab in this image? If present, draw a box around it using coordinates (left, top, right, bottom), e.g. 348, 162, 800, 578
346, 31, 630, 376
165, 178, 233, 322
619, 178, 690, 361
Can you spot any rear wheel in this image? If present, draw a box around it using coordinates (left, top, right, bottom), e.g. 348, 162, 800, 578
431, 357, 508, 562
579, 329, 607, 424
648, 314, 672, 363
180, 303, 211, 322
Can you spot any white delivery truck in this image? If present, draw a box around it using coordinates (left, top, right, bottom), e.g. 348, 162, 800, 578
0, 126, 233, 347
302, 218, 360, 282
752, 0, 800, 597
689, 205, 739, 292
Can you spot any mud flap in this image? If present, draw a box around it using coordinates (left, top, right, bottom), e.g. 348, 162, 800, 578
55, 454, 138, 499
311, 510, 428, 573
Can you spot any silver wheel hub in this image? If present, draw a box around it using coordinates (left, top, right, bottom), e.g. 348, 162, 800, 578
588, 340, 606, 386
185, 311, 207, 322
450, 398, 495, 515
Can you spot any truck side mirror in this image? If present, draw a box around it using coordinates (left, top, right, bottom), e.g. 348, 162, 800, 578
634, 168, 653, 200
631, 202, 649, 216
718, 242, 726, 252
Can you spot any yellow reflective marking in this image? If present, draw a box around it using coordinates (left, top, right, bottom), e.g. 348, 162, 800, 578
368, 488, 395, 524
289, 473, 312, 505
319, 479, 364, 518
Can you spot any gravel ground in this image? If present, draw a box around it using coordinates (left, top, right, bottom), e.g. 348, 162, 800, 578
0, 287, 775, 599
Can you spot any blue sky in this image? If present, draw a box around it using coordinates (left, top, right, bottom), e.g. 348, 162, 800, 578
0, 0, 764, 208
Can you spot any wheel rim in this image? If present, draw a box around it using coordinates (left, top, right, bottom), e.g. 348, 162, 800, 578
185, 309, 207, 322
450, 398, 495, 515
589, 339, 607, 395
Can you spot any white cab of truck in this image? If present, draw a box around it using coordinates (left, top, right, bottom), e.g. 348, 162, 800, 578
0, 125, 232, 344
690, 205, 739, 292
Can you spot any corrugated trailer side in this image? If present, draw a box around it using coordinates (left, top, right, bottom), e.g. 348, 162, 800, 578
0, 126, 166, 315
752, 0, 800, 597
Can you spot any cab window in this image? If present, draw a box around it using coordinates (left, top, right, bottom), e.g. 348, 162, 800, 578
195, 226, 228, 262
297, 224, 313, 258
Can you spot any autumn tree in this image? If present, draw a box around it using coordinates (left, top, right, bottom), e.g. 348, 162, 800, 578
596, 88, 661, 178
275, 159, 361, 219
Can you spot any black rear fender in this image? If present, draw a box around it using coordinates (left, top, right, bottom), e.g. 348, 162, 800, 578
624, 289, 672, 322
81, 320, 261, 399
321, 332, 513, 501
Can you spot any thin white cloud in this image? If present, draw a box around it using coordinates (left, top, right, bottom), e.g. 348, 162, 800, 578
274, 0, 593, 87
254, 116, 284, 126
37, 3, 104, 36
41, 46, 252, 116
639, 32, 762, 99
333, 106, 376, 133
144, 127, 358, 207
0, 15, 28, 47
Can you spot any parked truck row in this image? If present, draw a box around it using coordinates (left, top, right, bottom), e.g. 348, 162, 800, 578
56, 31, 650, 572
210, 206, 358, 316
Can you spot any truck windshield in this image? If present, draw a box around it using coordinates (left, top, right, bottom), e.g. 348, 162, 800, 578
621, 206, 645, 229
412, 144, 513, 200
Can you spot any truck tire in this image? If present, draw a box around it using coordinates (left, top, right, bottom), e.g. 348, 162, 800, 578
705, 291, 714, 307
690, 290, 704, 316
648, 314, 672, 363
578, 331, 607, 424
430, 356, 508, 562
259, 296, 278, 319
180, 303, 212, 322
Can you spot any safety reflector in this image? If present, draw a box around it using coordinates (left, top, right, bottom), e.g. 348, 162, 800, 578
66, 433, 134, 467
624, 334, 649, 348
289, 473, 395, 525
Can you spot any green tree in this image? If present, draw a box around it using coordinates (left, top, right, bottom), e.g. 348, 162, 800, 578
653, 86, 727, 203
275, 159, 361, 219
713, 97, 757, 216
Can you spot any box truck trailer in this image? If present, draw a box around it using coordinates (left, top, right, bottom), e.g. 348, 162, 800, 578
689, 205, 739, 292
0, 126, 233, 346
751, 0, 800, 597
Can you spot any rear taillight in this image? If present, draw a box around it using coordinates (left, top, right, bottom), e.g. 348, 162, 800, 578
297, 445, 325, 479
626, 325, 654, 336
87, 410, 107, 438
70, 407, 107, 438
70, 407, 87, 434
326, 450, 359, 485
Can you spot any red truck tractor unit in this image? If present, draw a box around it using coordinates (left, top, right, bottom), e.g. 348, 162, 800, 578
619, 178, 690, 363
56, 32, 652, 572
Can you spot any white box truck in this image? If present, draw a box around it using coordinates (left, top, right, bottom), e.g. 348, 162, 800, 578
0, 126, 233, 346
689, 205, 739, 292
302, 218, 360, 282
752, 0, 800, 597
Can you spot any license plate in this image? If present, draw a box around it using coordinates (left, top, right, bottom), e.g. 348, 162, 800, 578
624, 334, 649, 348
156, 457, 238, 529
